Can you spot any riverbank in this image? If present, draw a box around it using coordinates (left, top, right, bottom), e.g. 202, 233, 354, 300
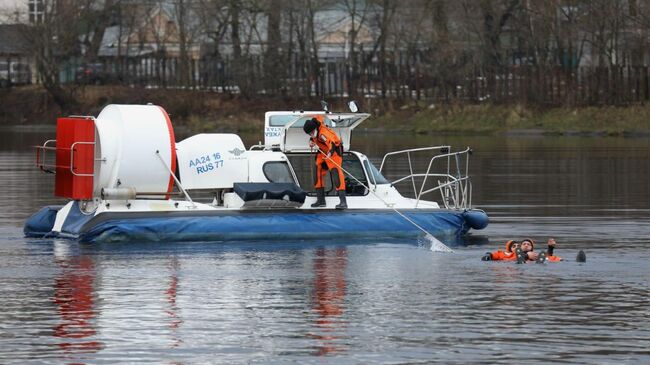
366, 103, 650, 136
2, 85, 650, 136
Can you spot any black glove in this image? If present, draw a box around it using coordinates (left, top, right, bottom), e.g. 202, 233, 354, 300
515, 248, 527, 264
481, 252, 492, 261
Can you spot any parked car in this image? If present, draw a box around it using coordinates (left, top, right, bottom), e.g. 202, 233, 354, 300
0, 62, 32, 87
75, 63, 116, 85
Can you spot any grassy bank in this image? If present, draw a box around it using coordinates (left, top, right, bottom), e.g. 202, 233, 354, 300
0, 85, 293, 133
2, 85, 650, 136
365, 103, 650, 136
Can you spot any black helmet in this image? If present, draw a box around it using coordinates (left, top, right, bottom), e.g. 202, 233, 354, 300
303, 118, 319, 134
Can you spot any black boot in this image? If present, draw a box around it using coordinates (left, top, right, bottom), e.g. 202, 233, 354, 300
335, 190, 347, 210
311, 188, 326, 207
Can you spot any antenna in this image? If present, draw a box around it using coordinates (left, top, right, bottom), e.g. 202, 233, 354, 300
320, 100, 329, 113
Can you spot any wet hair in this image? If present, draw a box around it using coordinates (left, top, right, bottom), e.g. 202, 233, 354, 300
505, 240, 518, 253
521, 238, 535, 250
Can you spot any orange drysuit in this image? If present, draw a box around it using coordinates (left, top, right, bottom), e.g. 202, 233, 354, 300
310, 117, 345, 191
488, 240, 518, 261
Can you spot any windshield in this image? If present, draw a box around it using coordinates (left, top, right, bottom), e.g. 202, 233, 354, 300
270, 115, 333, 128
327, 116, 364, 128
364, 159, 389, 185
269, 114, 363, 129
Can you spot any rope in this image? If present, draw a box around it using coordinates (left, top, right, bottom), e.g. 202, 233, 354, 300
314, 147, 453, 253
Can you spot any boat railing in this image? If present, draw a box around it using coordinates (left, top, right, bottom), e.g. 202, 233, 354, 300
379, 146, 473, 209
35, 139, 99, 176
35, 139, 57, 173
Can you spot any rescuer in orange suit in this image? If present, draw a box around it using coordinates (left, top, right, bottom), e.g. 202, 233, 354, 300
303, 116, 347, 209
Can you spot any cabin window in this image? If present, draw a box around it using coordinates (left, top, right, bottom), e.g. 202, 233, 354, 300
363, 159, 389, 185
286, 153, 368, 196
269, 115, 333, 128
263, 161, 295, 183
269, 115, 297, 127
342, 156, 369, 195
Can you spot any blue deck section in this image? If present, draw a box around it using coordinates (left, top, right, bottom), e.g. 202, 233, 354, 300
24, 203, 488, 244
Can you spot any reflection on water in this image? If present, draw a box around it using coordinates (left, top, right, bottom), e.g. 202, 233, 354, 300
310, 248, 348, 356
52, 242, 101, 354
1, 130, 649, 364
165, 257, 182, 348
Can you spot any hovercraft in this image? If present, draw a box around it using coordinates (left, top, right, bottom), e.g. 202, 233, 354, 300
25, 103, 488, 243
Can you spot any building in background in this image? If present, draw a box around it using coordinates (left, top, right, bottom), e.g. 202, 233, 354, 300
0, 24, 33, 86
0, 0, 43, 24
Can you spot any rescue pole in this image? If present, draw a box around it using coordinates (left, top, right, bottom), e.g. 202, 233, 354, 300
309, 146, 315, 188
315, 148, 453, 253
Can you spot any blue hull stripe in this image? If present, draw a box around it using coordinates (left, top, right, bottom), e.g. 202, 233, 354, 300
79, 210, 469, 243
24, 202, 489, 243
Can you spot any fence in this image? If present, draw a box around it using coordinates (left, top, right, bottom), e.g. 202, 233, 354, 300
79, 55, 650, 106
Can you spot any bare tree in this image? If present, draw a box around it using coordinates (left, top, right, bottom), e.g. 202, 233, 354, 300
172, 0, 203, 86
264, 0, 283, 92
582, 0, 630, 66
24, 0, 83, 111
367, 0, 397, 98
458, 0, 522, 67
285, 0, 323, 96
341, 0, 370, 96
82, 0, 117, 62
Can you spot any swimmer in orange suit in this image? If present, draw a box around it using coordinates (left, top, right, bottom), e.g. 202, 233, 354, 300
482, 238, 562, 263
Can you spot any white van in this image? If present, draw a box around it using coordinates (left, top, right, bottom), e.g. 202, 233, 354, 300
0, 62, 32, 87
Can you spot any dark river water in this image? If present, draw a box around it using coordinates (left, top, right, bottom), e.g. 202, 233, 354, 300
1, 128, 649, 364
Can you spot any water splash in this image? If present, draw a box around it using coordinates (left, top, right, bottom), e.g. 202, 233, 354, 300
419, 234, 454, 253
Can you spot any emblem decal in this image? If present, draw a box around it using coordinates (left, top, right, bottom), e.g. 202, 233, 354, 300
228, 147, 246, 156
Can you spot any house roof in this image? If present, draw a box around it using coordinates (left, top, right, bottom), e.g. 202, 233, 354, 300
0, 24, 30, 56
98, 5, 380, 59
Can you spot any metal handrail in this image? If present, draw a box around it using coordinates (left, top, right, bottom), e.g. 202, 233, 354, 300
390, 172, 451, 186
420, 176, 469, 200
416, 147, 471, 207
379, 146, 450, 198
379, 145, 473, 210
36, 139, 103, 176
70, 141, 95, 177
379, 145, 450, 172
35, 139, 57, 173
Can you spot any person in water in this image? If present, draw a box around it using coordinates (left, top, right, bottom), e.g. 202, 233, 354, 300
482, 238, 562, 263
303, 116, 347, 209
481, 239, 520, 261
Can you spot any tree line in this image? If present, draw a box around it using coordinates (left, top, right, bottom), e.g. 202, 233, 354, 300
4, 0, 650, 110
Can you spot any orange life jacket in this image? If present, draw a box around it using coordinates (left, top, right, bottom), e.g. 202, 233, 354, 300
311, 120, 342, 157
488, 240, 517, 261
489, 250, 517, 261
